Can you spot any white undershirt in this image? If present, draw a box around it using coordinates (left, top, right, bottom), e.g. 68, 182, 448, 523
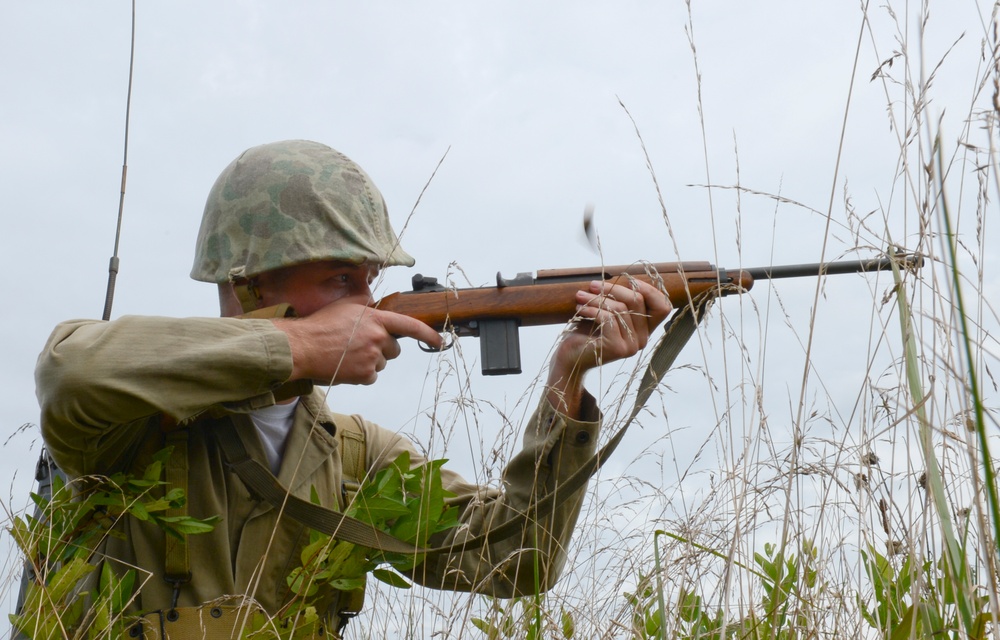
249, 400, 298, 474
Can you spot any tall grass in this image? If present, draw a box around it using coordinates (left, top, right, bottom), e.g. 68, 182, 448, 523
345, 2, 1000, 638
4, 1, 1000, 639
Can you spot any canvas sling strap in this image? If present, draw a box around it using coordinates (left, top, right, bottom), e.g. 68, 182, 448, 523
152, 417, 368, 639
213, 288, 721, 558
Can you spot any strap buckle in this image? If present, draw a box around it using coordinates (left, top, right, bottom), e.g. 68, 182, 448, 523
164, 572, 192, 619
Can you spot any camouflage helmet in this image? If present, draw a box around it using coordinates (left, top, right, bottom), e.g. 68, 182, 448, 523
190, 140, 414, 284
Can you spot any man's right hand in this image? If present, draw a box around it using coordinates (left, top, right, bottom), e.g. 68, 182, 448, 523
272, 303, 443, 385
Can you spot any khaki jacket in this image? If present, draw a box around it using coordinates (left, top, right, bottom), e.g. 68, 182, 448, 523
35, 315, 600, 627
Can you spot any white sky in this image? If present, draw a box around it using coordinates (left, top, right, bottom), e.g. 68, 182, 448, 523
2, 0, 997, 634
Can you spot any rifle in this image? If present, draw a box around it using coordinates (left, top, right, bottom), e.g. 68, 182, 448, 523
376, 255, 924, 375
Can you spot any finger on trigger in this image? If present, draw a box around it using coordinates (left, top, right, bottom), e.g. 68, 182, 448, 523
379, 310, 443, 349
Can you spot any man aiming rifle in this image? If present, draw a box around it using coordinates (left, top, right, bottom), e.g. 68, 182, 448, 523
31, 140, 672, 638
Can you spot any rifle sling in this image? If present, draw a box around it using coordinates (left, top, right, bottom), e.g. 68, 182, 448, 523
216, 289, 718, 557
216, 417, 423, 556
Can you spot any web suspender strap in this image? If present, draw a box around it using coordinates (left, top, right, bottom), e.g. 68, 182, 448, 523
215, 290, 718, 556
163, 428, 192, 598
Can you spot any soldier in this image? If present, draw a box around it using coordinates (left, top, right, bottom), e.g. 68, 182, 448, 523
34, 140, 671, 637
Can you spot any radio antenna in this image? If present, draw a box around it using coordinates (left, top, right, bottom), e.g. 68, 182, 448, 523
101, 0, 137, 321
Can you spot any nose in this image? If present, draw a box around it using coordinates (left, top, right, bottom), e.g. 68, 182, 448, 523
345, 280, 375, 306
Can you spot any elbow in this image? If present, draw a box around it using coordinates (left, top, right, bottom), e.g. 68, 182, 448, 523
35, 354, 90, 470
34, 333, 127, 466
35, 346, 94, 431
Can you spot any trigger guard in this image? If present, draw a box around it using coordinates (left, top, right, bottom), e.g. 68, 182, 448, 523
419, 333, 454, 353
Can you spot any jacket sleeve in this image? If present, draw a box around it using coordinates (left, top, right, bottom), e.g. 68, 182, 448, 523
359, 394, 600, 598
35, 316, 294, 477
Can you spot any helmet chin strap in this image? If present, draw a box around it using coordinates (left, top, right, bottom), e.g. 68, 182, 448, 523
227, 267, 262, 315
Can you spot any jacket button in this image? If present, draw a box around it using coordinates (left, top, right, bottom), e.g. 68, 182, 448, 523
574, 430, 591, 445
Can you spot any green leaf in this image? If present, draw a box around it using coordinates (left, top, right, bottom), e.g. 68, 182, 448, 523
163, 487, 186, 505
351, 496, 410, 522
560, 607, 575, 638
471, 618, 499, 637
287, 567, 320, 597
155, 514, 220, 535
126, 477, 164, 491
137, 497, 174, 514
889, 604, 917, 640
47, 558, 96, 602
129, 500, 150, 522
328, 576, 367, 591
372, 567, 412, 589
300, 535, 333, 566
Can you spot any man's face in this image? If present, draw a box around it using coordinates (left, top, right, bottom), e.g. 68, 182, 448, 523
254, 260, 379, 317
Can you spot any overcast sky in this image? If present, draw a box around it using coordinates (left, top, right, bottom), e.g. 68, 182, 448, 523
2, 1, 996, 633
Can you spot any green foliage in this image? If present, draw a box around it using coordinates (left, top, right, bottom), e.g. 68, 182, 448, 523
624, 577, 665, 639
623, 538, 824, 640
620, 533, 997, 640
625, 576, 743, 640
8, 448, 218, 639
751, 540, 819, 639
471, 596, 575, 640
859, 546, 992, 640
281, 451, 459, 622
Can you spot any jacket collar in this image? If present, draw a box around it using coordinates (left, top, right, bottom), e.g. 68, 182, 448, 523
274, 389, 339, 494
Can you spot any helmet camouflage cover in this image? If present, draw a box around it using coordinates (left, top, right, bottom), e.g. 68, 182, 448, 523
191, 140, 414, 284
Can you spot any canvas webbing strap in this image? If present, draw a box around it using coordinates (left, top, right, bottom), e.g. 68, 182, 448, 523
163, 428, 191, 590
217, 416, 420, 555
216, 290, 719, 556
228, 268, 261, 316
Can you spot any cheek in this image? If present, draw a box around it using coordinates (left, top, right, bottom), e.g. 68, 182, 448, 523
258, 276, 370, 316
290, 287, 365, 317
286, 293, 336, 317
258, 287, 326, 316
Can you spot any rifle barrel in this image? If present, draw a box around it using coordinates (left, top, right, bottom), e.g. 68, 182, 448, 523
742, 255, 922, 281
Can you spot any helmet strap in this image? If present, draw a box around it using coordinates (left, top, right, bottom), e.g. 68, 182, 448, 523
227, 267, 262, 314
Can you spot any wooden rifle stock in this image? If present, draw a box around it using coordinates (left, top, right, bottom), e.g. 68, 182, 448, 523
375, 255, 922, 376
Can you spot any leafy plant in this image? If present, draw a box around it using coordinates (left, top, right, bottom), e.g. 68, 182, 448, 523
626, 576, 750, 640
624, 576, 666, 639
471, 596, 575, 640
8, 448, 219, 639
623, 537, 825, 640
750, 540, 819, 639
280, 451, 459, 624
859, 546, 992, 640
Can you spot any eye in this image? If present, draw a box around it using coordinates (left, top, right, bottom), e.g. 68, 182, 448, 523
321, 273, 352, 288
